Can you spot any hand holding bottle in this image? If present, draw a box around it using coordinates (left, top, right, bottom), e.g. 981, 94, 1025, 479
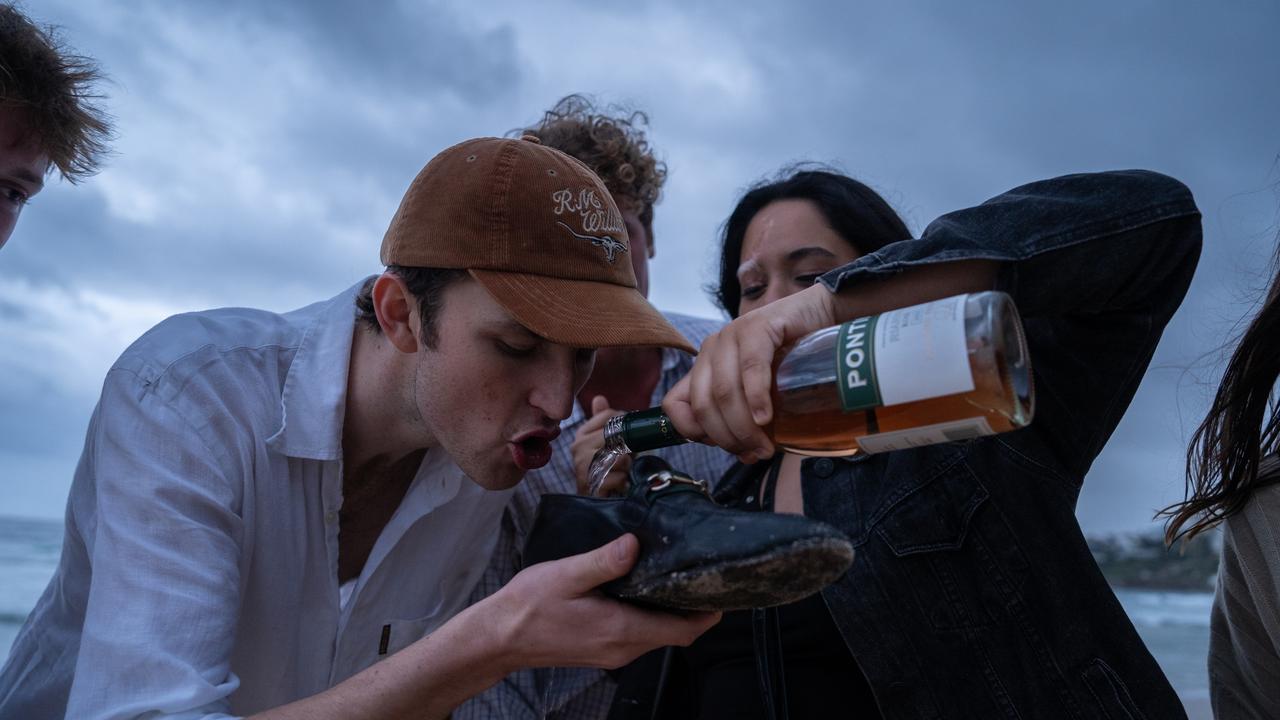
572, 395, 631, 495
663, 260, 1009, 461
664, 283, 838, 462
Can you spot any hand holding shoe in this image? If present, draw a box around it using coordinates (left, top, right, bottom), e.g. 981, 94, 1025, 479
524, 456, 854, 611
485, 534, 720, 671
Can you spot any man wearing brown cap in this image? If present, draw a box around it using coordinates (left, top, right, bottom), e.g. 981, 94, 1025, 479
0, 136, 718, 719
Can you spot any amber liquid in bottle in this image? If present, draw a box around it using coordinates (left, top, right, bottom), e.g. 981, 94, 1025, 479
767, 291, 1033, 456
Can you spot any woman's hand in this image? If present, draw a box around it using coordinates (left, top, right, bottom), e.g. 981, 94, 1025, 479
572, 395, 631, 495
662, 261, 997, 462
663, 284, 837, 462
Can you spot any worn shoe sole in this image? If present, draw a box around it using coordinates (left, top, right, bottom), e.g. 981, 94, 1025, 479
612, 536, 855, 611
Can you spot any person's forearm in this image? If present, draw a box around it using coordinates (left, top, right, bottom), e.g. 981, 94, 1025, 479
820, 170, 1200, 320
826, 259, 998, 323
246, 535, 718, 720
248, 602, 512, 720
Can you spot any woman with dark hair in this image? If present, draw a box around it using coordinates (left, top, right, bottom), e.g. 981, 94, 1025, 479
639, 166, 1199, 719
712, 168, 910, 318
1162, 247, 1280, 719
604, 169, 908, 718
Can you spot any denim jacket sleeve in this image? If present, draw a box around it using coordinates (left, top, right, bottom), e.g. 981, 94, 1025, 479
818, 169, 1202, 480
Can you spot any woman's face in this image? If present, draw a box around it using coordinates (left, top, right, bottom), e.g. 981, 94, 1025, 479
736, 198, 860, 316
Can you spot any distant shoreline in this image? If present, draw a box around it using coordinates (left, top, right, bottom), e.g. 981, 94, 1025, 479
1110, 581, 1215, 594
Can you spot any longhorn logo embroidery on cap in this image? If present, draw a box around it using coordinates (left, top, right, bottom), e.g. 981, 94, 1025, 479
556, 222, 629, 263
551, 188, 628, 263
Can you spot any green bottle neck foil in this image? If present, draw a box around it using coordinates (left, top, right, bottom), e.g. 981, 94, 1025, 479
606, 407, 687, 453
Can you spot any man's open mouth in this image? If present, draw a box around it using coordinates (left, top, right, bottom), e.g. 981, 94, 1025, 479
509, 428, 560, 471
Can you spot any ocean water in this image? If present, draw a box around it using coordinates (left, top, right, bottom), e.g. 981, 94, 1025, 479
0, 515, 63, 657
0, 516, 1213, 717
1115, 588, 1213, 719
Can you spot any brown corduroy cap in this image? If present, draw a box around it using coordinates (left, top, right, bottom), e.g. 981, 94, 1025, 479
381, 136, 694, 354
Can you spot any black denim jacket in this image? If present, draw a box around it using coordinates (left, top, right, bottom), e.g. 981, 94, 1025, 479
802, 170, 1201, 719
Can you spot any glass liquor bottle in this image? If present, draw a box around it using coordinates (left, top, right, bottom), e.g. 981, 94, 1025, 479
602, 291, 1033, 460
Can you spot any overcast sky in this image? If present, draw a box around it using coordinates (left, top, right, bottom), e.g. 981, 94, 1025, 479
3, 0, 1278, 534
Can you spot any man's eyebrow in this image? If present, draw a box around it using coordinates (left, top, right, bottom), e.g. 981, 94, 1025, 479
10, 168, 45, 190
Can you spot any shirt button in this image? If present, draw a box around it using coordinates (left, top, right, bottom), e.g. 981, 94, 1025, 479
812, 458, 836, 478
325, 510, 338, 525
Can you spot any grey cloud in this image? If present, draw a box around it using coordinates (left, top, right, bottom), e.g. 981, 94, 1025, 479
6, 0, 1280, 533
192, 0, 522, 104
11, 182, 375, 312
0, 298, 28, 322
0, 366, 89, 459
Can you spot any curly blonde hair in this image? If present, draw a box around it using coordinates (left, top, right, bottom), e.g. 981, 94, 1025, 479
515, 95, 667, 246
0, 3, 112, 182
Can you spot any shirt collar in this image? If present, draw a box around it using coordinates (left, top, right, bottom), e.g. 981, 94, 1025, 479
565, 399, 587, 429
360, 447, 506, 573
265, 279, 366, 460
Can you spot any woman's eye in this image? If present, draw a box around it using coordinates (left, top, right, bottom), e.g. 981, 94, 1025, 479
796, 273, 824, 286
495, 340, 537, 358
741, 284, 765, 301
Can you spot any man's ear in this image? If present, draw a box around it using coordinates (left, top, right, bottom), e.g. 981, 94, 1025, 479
371, 272, 421, 353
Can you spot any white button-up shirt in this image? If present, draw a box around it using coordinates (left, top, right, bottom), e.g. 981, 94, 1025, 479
0, 281, 515, 719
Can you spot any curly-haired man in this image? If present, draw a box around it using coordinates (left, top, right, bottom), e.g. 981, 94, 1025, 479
0, 2, 111, 250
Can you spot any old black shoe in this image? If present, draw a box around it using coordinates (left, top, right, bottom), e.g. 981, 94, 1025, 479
521, 456, 854, 611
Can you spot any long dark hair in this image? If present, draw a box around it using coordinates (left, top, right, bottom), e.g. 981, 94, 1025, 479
1162, 245, 1280, 543
713, 167, 910, 318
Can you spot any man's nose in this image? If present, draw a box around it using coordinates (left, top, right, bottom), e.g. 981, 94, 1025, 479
528, 359, 577, 422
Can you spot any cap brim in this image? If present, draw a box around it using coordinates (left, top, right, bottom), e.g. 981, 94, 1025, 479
470, 269, 696, 354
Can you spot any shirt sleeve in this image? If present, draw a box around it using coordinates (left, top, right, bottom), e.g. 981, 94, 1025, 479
66, 368, 246, 720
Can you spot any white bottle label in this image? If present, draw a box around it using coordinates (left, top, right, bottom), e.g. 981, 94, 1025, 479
836, 294, 975, 411
855, 416, 995, 454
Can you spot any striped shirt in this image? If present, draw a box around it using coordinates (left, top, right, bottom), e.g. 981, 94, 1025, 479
456, 311, 737, 719
1210, 454, 1280, 719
